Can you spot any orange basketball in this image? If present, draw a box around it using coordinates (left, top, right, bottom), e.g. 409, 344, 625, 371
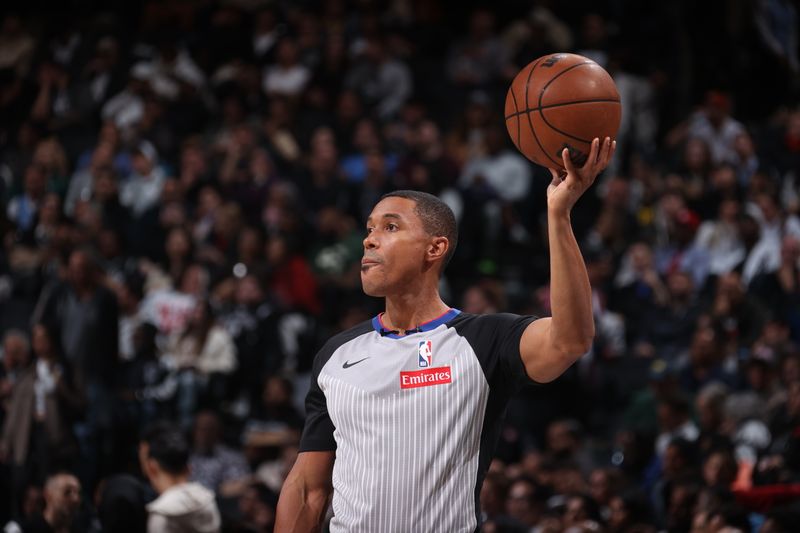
505, 53, 621, 170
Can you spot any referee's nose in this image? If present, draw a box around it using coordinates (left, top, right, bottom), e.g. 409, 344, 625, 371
363, 231, 378, 249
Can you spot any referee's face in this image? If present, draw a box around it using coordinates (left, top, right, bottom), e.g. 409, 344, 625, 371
362, 197, 431, 297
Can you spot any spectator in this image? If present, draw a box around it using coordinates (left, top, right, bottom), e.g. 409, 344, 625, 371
14, 472, 82, 533
119, 141, 165, 219
6, 164, 47, 235
188, 410, 250, 497
677, 321, 737, 394
164, 301, 237, 430
446, 8, 510, 91
505, 476, 547, 529
96, 474, 153, 533
344, 36, 412, 120
0, 330, 30, 418
0, 324, 83, 498
655, 394, 700, 457
638, 270, 701, 360
693, 198, 746, 276
139, 422, 220, 533
262, 38, 311, 99
669, 91, 746, 166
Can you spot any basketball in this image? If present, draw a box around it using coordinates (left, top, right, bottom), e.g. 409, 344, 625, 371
505, 53, 621, 170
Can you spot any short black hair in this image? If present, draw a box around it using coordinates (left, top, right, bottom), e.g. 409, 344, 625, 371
141, 422, 189, 475
380, 190, 458, 269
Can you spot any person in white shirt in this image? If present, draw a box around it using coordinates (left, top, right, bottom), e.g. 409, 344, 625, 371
120, 141, 165, 217
139, 422, 221, 533
262, 38, 310, 97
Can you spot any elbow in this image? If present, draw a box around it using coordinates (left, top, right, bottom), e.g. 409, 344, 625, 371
552, 336, 594, 359
567, 342, 593, 358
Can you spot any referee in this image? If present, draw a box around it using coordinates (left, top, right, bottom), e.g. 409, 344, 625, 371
276, 138, 616, 532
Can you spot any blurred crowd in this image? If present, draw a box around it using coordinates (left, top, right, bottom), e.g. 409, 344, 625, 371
0, 0, 799, 532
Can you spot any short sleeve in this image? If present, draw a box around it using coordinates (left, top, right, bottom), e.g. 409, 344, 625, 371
492, 314, 539, 391
298, 341, 338, 452
297, 320, 373, 452
298, 372, 336, 452
452, 313, 538, 394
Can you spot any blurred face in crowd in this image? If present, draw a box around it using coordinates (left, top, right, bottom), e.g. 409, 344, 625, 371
24, 165, 46, 199
604, 177, 630, 208
45, 473, 81, 524
479, 474, 506, 518
263, 376, 292, 407
39, 194, 61, 226
31, 325, 53, 359
684, 138, 710, 173
690, 326, 720, 367
90, 142, 114, 173
93, 169, 117, 202
505, 479, 539, 525
718, 199, 739, 224
563, 496, 590, 528
547, 420, 578, 455
696, 392, 723, 432
462, 286, 495, 315
717, 272, 744, 303
702, 451, 737, 487
276, 38, 299, 67
198, 186, 222, 217
710, 165, 737, 194
132, 151, 154, 176
22, 485, 44, 519
68, 250, 94, 289
166, 227, 192, 261
663, 443, 689, 477
238, 485, 274, 530
236, 275, 263, 307
180, 265, 208, 296
667, 271, 693, 301
193, 412, 220, 453
2, 333, 29, 370
361, 196, 440, 297
705, 92, 731, 127
629, 243, 653, 275
589, 469, 614, 505
756, 194, 779, 223
608, 497, 630, 531
181, 143, 206, 177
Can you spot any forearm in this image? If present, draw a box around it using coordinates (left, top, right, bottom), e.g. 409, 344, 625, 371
547, 209, 594, 355
275, 475, 331, 533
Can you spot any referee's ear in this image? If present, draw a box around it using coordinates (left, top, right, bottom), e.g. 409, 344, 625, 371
426, 236, 449, 271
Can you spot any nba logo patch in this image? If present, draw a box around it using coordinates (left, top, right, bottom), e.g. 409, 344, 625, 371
418, 340, 432, 368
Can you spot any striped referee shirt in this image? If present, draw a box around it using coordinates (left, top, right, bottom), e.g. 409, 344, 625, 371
299, 309, 536, 532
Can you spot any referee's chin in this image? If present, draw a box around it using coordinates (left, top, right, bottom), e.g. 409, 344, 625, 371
361, 281, 385, 298
360, 275, 386, 298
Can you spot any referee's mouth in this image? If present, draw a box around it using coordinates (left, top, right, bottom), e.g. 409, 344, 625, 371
361, 258, 381, 271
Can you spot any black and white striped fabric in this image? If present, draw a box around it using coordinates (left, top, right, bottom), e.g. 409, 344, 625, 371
299, 309, 536, 533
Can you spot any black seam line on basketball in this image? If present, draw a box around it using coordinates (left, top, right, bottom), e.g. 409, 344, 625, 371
510, 84, 521, 149
503, 98, 621, 120
538, 62, 599, 147
525, 58, 562, 167
538, 62, 595, 110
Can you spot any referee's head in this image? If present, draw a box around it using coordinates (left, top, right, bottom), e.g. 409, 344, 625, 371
361, 190, 457, 296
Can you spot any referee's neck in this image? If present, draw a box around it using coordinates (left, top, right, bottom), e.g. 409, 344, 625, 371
383, 288, 450, 334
